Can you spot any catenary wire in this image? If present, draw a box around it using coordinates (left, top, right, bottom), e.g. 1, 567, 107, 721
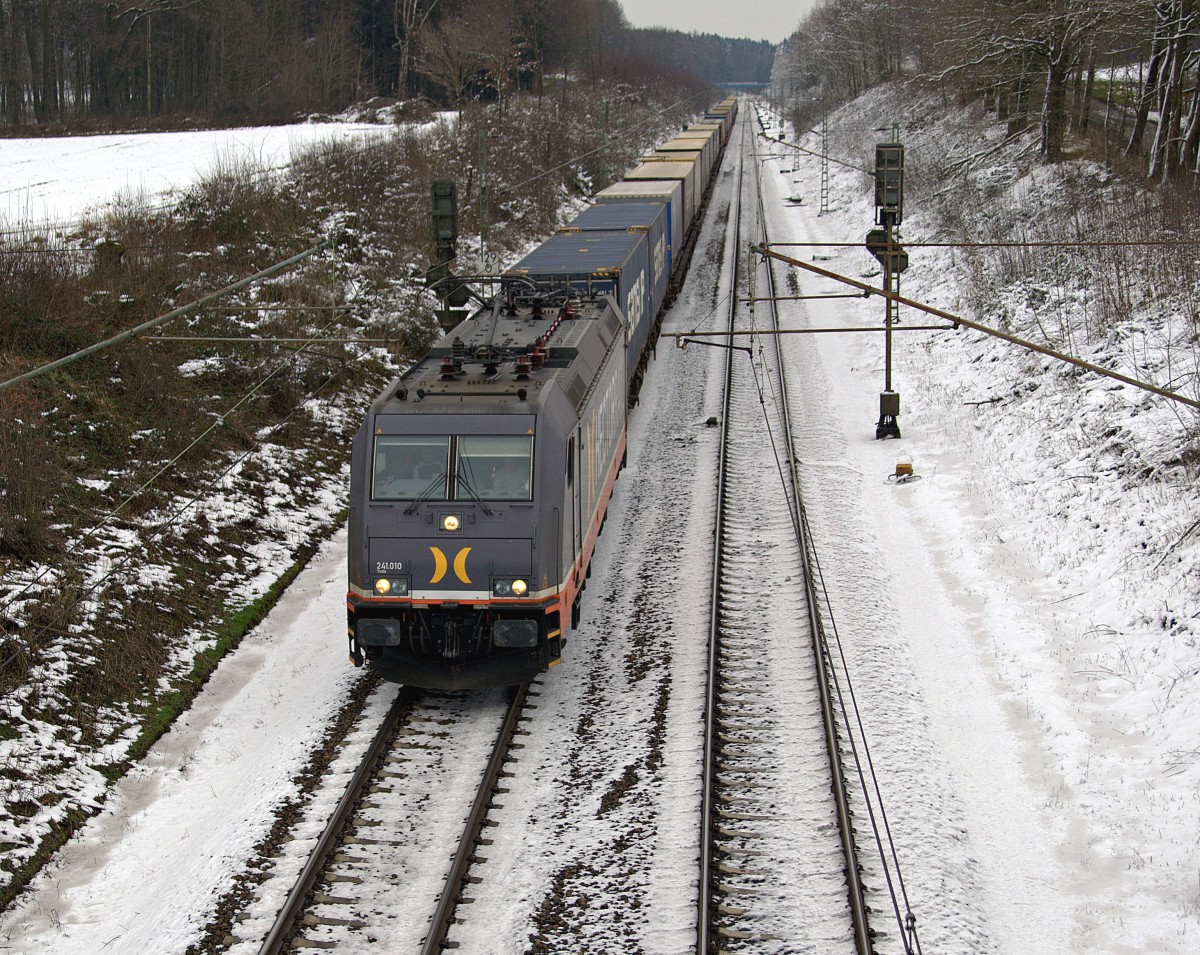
0, 238, 332, 393
750, 105, 923, 953
0, 307, 379, 675
0, 92, 718, 660
0, 276, 368, 657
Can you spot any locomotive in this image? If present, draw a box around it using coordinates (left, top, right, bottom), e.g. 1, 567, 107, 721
345, 97, 738, 689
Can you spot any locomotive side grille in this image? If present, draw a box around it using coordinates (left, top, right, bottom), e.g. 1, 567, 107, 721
564, 373, 586, 408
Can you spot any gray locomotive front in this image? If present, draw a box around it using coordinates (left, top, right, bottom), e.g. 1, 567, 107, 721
346, 295, 625, 689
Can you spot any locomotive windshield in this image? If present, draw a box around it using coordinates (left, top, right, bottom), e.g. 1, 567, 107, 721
457, 435, 533, 501
371, 433, 533, 501
372, 435, 449, 500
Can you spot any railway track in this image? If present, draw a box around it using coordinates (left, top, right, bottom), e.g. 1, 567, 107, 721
255, 683, 529, 953
697, 107, 874, 954
231, 104, 892, 955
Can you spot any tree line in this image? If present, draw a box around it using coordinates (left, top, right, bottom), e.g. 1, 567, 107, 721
773, 0, 1200, 181
621, 29, 775, 87
0, 0, 749, 127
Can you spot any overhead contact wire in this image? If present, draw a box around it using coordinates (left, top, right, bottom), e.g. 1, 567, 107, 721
802, 505, 924, 954
0, 291, 373, 672
0, 96, 698, 637
0, 238, 332, 393
753, 102, 918, 954
0, 247, 342, 622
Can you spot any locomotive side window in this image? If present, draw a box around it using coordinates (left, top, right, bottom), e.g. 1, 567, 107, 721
372, 435, 449, 500
457, 435, 533, 501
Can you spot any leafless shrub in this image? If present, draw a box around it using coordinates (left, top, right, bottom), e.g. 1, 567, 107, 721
0, 84, 697, 899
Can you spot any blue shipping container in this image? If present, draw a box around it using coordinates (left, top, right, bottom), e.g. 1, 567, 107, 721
504, 230, 653, 380
593, 180, 684, 280
561, 202, 668, 324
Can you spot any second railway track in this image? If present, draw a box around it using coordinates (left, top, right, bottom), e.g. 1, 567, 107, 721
698, 106, 873, 954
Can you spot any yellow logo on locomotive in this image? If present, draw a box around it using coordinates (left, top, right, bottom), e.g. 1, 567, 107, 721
430, 546, 472, 584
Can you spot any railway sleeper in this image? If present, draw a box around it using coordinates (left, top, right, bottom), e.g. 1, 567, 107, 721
716, 809, 775, 821
302, 913, 366, 928
720, 846, 766, 858
715, 882, 763, 895
343, 836, 405, 847
312, 893, 355, 905
715, 785, 769, 799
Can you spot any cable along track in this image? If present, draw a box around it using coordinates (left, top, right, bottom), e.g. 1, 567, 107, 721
257, 684, 528, 953
698, 110, 873, 954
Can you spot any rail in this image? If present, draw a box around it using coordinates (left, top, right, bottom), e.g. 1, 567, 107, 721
697, 106, 746, 955
420, 683, 529, 954
258, 686, 415, 955
748, 123, 874, 955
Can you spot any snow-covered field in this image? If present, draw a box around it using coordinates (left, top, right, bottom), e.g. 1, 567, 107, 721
0, 121, 389, 228
2, 90, 1199, 953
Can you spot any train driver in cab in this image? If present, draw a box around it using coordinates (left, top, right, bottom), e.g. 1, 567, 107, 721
410, 446, 443, 481
493, 456, 530, 497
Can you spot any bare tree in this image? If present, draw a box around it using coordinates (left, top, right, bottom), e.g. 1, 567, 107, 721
469, 0, 520, 116
1138, 0, 1199, 178
395, 0, 440, 96
416, 10, 483, 109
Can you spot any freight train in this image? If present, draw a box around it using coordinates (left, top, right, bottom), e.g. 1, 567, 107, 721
345, 97, 738, 689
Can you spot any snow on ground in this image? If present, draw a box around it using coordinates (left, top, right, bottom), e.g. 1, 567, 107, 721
760, 148, 1075, 952
758, 87, 1200, 951
2, 93, 1199, 953
0, 532, 379, 953
0, 121, 390, 229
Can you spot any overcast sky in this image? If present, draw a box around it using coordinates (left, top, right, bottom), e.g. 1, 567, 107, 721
619, 0, 813, 44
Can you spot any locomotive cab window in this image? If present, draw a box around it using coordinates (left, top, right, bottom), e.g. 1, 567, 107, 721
457, 435, 533, 501
372, 436, 449, 500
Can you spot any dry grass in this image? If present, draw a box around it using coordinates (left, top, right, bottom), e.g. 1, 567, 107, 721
0, 79, 701, 903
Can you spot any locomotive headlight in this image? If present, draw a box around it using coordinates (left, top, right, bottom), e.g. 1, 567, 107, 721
441, 514, 461, 532
492, 578, 529, 598
374, 577, 410, 596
